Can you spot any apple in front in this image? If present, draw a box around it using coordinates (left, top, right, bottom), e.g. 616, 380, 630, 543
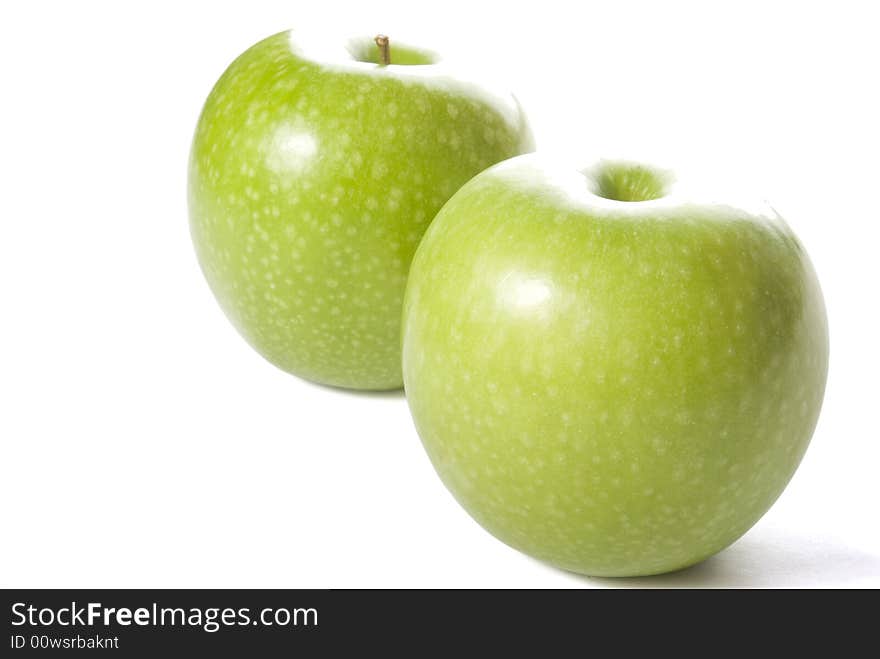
402, 154, 828, 576
189, 31, 533, 389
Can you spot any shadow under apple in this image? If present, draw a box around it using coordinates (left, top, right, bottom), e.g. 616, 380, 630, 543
572, 530, 880, 588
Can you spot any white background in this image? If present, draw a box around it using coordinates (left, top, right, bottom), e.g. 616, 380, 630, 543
1, 0, 878, 588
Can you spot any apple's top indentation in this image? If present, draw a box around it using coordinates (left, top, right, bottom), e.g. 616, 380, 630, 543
584, 160, 676, 203
346, 35, 440, 67
482, 154, 781, 224
286, 30, 441, 70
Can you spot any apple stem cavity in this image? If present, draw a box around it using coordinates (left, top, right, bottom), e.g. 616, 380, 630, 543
374, 34, 391, 66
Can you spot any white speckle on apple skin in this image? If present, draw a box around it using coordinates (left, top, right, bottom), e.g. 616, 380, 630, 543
188, 31, 534, 389
402, 155, 829, 577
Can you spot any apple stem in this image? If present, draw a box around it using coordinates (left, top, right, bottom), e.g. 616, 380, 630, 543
374, 34, 391, 66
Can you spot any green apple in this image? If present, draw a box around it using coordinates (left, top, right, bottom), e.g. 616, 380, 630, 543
189, 30, 533, 389
402, 154, 828, 576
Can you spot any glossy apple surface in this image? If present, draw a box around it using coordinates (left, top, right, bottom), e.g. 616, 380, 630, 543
402, 154, 828, 576
189, 31, 533, 389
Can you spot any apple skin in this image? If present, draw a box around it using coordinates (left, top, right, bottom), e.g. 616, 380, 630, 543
189, 31, 533, 389
402, 154, 828, 576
